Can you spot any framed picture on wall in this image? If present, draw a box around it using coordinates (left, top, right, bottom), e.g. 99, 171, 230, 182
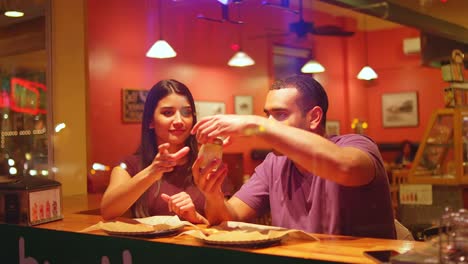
195, 101, 226, 119
382, 91, 419, 127
234, 95, 253, 115
122, 88, 148, 123
326, 120, 340, 136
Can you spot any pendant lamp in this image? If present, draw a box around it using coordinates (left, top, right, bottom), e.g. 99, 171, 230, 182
228, 50, 255, 67
146, 0, 176, 59
301, 59, 325, 73
228, 2, 255, 67
357, 66, 378, 80
357, 16, 377, 80
3, 0, 24, 17
300, 39, 325, 73
4, 10, 23, 17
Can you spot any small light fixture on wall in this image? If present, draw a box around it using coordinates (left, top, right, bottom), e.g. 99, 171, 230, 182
357, 15, 377, 80
301, 59, 325, 73
146, 0, 177, 59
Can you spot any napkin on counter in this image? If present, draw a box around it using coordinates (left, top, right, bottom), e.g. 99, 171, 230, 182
179, 221, 319, 244
134, 215, 194, 227
79, 215, 192, 233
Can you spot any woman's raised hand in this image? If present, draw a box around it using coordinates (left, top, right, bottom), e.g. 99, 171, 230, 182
151, 143, 190, 179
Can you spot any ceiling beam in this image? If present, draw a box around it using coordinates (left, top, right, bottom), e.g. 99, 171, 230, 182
0, 17, 45, 58
318, 0, 468, 44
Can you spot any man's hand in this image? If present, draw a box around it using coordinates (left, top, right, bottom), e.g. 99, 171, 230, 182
192, 156, 227, 200
191, 115, 261, 144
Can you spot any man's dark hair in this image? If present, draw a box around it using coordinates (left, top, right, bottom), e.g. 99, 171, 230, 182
271, 75, 329, 127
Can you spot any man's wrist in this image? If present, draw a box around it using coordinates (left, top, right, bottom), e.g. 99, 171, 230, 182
204, 190, 225, 201
243, 117, 268, 136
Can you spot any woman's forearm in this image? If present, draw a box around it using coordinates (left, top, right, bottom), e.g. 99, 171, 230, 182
101, 166, 161, 220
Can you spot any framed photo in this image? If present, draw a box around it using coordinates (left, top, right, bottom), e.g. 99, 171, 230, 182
195, 101, 226, 119
122, 89, 148, 123
234, 95, 253, 115
326, 120, 340, 136
382, 91, 419, 127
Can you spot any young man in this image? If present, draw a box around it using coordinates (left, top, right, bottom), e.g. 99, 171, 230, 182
191, 75, 395, 239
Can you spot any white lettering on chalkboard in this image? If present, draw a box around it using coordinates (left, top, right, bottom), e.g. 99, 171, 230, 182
19, 237, 49, 264
18, 237, 133, 263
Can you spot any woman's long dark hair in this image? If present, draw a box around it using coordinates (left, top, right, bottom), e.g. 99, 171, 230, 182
134, 79, 198, 217
139, 79, 198, 168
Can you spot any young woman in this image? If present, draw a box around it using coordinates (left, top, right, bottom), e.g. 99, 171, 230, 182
100, 79, 229, 223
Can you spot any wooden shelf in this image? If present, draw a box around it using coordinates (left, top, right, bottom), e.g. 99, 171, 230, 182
408, 107, 468, 185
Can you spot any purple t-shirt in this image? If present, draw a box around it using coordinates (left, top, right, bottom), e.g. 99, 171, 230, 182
235, 134, 396, 239
120, 154, 206, 217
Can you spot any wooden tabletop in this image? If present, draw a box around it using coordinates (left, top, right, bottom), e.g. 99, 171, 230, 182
34, 193, 428, 264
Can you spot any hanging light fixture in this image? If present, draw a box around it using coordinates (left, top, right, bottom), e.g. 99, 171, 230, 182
3, 0, 24, 17
217, 0, 233, 4
300, 38, 325, 73
357, 66, 378, 80
357, 15, 377, 80
301, 59, 325, 73
228, 50, 255, 67
4, 10, 23, 17
146, 0, 176, 59
228, 2, 255, 67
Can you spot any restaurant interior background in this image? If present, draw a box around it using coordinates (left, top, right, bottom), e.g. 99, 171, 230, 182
1, 0, 468, 234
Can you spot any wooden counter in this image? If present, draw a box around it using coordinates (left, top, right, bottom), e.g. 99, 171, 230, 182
0, 194, 429, 263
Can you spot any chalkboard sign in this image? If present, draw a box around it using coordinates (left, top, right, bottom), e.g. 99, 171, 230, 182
122, 89, 148, 123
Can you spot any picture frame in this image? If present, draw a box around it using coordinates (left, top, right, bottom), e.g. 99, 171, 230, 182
234, 95, 253, 115
122, 88, 148, 123
382, 91, 419, 127
195, 101, 226, 119
326, 120, 340, 136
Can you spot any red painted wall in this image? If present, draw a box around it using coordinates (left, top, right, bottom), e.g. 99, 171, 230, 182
87, 0, 456, 177
364, 27, 447, 142
87, 0, 351, 175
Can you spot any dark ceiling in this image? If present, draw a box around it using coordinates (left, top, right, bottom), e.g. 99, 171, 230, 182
0, 0, 45, 27
319, 0, 468, 44
0, 0, 467, 43
388, 0, 468, 27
